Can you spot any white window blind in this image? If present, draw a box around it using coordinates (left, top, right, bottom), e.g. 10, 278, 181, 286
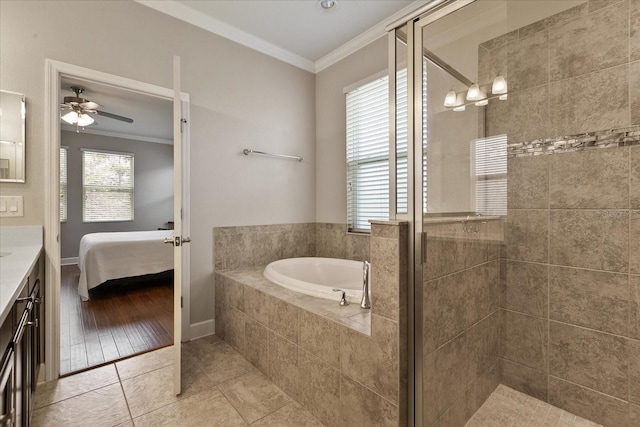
473, 135, 507, 216
396, 68, 408, 215
347, 76, 390, 231
60, 147, 68, 222
82, 149, 134, 222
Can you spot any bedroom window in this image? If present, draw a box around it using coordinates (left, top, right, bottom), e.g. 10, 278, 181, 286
60, 146, 68, 222
346, 75, 390, 232
82, 149, 134, 222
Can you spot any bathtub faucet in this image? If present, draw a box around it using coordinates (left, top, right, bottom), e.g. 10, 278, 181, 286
361, 261, 371, 309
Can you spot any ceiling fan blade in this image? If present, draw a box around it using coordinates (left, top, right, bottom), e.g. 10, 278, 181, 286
95, 110, 134, 123
80, 101, 100, 110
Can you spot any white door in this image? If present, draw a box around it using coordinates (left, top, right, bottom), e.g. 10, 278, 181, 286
170, 55, 187, 395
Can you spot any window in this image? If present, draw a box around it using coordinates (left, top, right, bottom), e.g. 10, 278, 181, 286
82, 149, 134, 222
60, 146, 68, 222
473, 135, 507, 216
346, 76, 390, 232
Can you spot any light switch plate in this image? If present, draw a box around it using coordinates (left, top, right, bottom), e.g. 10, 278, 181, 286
0, 196, 23, 217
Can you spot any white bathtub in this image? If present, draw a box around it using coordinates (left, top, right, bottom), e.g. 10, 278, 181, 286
264, 257, 367, 303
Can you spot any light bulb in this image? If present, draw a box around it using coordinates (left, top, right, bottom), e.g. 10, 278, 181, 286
499, 94, 508, 101
492, 75, 508, 95
61, 111, 79, 124
453, 105, 466, 112
466, 83, 481, 101
475, 99, 488, 106
444, 90, 457, 108
76, 113, 95, 127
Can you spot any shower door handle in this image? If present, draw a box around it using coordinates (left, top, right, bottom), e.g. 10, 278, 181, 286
164, 236, 191, 246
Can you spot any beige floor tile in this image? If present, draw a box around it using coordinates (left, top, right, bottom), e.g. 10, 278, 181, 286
116, 346, 174, 380
250, 402, 323, 427
34, 364, 120, 409
133, 387, 247, 427
32, 383, 130, 427
184, 335, 254, 386
121, 365, 179, 418
218, 370, 292, 423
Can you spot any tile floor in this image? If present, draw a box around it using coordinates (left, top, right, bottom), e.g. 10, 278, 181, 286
33, 335, 323, 427
34, 334, 601, 427
465, 384, 603, 427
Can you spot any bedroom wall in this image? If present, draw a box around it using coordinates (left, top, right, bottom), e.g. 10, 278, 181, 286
60, 131, 174, 259
0, 0, 316, 330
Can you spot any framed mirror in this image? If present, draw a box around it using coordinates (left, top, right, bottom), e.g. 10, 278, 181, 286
0, 90, 26, 183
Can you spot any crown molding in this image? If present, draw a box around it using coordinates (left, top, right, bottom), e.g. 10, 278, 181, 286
61, 127, 173, 145
134, 0, 316, 73
314, 0, 426, 73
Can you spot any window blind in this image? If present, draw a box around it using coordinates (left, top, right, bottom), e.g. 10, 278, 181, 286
396, 68, 408, 214
346, 76, 390, 231
60, 147, 68, 222
82, 149, 134, 222
473, 135, 507, 216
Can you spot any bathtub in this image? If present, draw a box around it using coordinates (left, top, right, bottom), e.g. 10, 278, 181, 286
264, 257, 367, 303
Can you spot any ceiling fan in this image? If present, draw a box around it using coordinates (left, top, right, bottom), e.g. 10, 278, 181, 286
60, 86, 134, 131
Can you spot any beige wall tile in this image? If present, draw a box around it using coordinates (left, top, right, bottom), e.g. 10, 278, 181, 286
340, 315, 398, 404
215, 278, 227, 339
245, 319, 269, 376
507, 155, 549, 209
501, 358, 548, 402
589, 0, 625, 12
315, 223, 347, 259
424, 271, 469, 354
226, 278, 244, 312
549, 64, 629, 137
501, 310, 548, 371
226, 308, 245, 355
468, 360, 501, 418
506, 84, 550, 143
244, 287, 269, 326
549, 148, 629, 209
631, 275, 640, 339
505, 210, 549, 263
508, 30, 549, 91
549, 1, 628, 81
632, 62, 640, 125
631, 403, 640, 426
345, 233, 370, 261
549, 321, 628, 399
371, 237, 399, 321
371, 223, 399, 239
425, 235, 465, 280
478, 42, 508, 87
423, 332, 468, 425
631, 0, 640, 61
549, 266, 629, 335
268, 332, 299, 398
464, 237, 488, 270
550, 210, 628, 272
544, 2, 590, 27
298, 350, 340, 427
467, 312, 500, 383
502, 260, 548, 317
268, 298, 299, 344
630, 339, 640, 404
339, 375, 398, 427
298, 310, 340, 369
548, 376, 629, 426
631, 150, 640, 208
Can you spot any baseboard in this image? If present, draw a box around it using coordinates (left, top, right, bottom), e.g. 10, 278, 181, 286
61, 257, 78, 266
190, 319, 215, 340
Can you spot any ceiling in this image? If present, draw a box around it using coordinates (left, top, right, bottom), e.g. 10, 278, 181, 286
61, 0, 424, 142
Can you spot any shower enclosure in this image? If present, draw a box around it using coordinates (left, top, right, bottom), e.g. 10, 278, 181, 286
391, 0, 640, 425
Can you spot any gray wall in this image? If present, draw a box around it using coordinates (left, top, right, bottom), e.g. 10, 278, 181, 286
60, 131, 174, 259
0, 0, 316, 326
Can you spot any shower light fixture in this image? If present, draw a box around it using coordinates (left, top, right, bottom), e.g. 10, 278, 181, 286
492, 75, 508, 95
443, 90, 458, 108
475, 99, 488, 107
466, 82, 482, 101
499, 94, 508, 101
453, 105, 466, 112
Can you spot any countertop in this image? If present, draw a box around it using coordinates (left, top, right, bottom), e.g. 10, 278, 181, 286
0, 226, 43, 326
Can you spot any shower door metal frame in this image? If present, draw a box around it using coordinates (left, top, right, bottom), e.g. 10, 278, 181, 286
388, 1, 476, 425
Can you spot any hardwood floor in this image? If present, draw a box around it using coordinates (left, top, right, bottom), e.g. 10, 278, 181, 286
60, 265, 173, 375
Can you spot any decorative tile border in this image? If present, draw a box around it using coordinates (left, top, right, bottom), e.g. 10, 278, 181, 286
507, 125, 640, 158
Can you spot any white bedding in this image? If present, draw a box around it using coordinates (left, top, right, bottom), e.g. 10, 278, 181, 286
78, 230, 174, 301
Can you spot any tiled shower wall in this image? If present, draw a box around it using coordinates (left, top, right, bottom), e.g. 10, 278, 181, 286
481, 1, 640, 425
213, 223, 369, 271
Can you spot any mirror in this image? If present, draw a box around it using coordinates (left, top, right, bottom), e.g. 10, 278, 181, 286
0, 90, 26, 183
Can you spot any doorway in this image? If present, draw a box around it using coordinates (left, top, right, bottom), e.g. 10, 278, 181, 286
43, 59, 190, 385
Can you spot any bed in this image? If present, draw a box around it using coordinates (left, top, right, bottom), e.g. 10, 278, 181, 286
78, 230, 174, 301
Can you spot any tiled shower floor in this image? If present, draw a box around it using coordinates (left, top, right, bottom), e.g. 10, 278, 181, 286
466, 384, 602, 427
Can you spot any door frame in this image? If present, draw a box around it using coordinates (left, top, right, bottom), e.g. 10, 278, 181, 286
43, 59, 191, 381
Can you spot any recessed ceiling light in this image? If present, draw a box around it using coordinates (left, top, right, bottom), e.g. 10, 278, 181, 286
319, 0, 337, 10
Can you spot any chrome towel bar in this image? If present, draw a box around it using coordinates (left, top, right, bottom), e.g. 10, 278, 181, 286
243, 149, 303, 162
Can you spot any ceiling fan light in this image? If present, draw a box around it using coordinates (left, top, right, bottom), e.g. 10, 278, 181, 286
466, 83, 481, 101
61, 111, 79, 125
76, 113, 95, 127
492, 75, 508, 95
443, 90, 458, 108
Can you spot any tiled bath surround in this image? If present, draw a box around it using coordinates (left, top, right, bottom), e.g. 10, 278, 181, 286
480, 1, 640, 425
423, 218, 504, 426
214, 221, 406, 426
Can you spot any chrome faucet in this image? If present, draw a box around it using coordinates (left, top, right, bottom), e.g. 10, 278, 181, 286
361, 261, 371, 309
332, 289, 349, 306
